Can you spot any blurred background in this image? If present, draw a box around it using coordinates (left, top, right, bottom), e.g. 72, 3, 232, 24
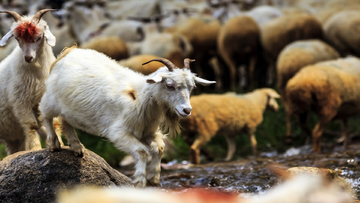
1, 0, 360, 167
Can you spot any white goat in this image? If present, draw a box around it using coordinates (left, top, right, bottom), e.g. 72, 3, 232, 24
0, 9, 56, 154
39, 48, 215, 188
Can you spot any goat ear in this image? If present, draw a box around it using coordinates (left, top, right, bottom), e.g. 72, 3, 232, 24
146, 74, 163, 84
194, 76, 216, 86
0, 30, 14, 46
44, 25, 56, 47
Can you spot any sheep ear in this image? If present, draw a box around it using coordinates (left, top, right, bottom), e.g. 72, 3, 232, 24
268, 91, 280, 99
194, 76, 216, 86
146, 74, 163, 84
44, 25, 56, 47
0, 30, 14, 46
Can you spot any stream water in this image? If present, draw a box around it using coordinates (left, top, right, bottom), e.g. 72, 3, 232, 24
118, 144, 360, 199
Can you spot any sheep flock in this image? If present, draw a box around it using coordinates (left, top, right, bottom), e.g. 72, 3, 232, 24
1, 0, 360, 201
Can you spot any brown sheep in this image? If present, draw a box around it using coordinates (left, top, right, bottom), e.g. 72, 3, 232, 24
118, 54, 163, 75
217, 15, 260, 90
323, 10, 360, 57
261, 13, 323, 85
180, 88, 280, 164
286, 56, 360, 152
80, 36, 129, 61
314, 0, 360, 24
276, 39, 340, 141
165, 17, 222, 90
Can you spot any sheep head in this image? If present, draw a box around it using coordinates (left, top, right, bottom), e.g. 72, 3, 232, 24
143, 58, 216, 118
263, 88, 280, 112
0, 9, 57, 63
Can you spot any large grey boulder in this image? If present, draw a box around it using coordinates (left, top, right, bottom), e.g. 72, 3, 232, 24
0, 148, 133, 203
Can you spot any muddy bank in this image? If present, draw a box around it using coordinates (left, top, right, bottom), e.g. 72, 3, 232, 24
119, 144, 360, 199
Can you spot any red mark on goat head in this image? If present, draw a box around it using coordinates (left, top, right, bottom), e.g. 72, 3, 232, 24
14, 22, 39, 42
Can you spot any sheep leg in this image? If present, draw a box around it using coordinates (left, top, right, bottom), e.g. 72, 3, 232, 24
312, 112, 336, 152
209, 56, 223, 91
220, 49, 237, 91
341, 119, 348, 148
61, 119, 84, 157
224, 135, 236, 161
285, 103, 293, 143
146, 132, 165, 186
298, 112, 312, 137
249, 132, 258, 156
248, 54, 257, 90
238, 65, 247, 89
190, 135, 211, 164
44, 117, 61, 152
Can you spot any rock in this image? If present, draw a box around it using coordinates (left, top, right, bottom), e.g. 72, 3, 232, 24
0, 147, 133, 203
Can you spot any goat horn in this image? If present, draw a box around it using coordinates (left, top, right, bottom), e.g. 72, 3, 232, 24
0, 11, 22, 22
142, 58, 177, 72
32, 9, 58, 23
184, 58, 195, 69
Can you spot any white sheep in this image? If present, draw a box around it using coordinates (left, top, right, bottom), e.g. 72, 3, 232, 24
180, 88, 280, 164
0, 9, 56, 154
39, 48, 216, 188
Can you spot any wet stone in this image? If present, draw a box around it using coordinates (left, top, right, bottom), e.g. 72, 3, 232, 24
0, 148, 133, 203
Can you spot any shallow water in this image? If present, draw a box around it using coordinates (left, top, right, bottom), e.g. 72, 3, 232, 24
119, 144, 360, 199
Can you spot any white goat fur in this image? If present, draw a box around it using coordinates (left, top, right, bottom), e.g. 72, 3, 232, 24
0, 12, 56, 154
40, 48, 215, 188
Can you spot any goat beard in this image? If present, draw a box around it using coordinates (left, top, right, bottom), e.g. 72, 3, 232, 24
34, 61, 41, 69
161, 107, 180, 137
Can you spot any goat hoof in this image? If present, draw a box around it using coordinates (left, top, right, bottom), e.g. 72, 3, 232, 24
31, 146, 42, 151
146, 173, 160, 186
70, 143, 84, 157
74, 151, 83, 157
146, 179, 160, 187
132, 177, 146, 188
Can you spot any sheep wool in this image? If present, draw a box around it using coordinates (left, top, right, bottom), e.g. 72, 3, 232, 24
80, 36, 129, 61
180, 88, 280, 164
286, 56, 360, 152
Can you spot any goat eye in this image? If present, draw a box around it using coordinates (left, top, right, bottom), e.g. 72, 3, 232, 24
36, 37, 42, 42
166, 84, 175, 91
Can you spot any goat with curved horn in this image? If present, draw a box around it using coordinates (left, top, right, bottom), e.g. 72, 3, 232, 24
32, 9, 58, 23
0, 11, 22, 22
184, 58, 195, 69
142, 58, 177, 71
